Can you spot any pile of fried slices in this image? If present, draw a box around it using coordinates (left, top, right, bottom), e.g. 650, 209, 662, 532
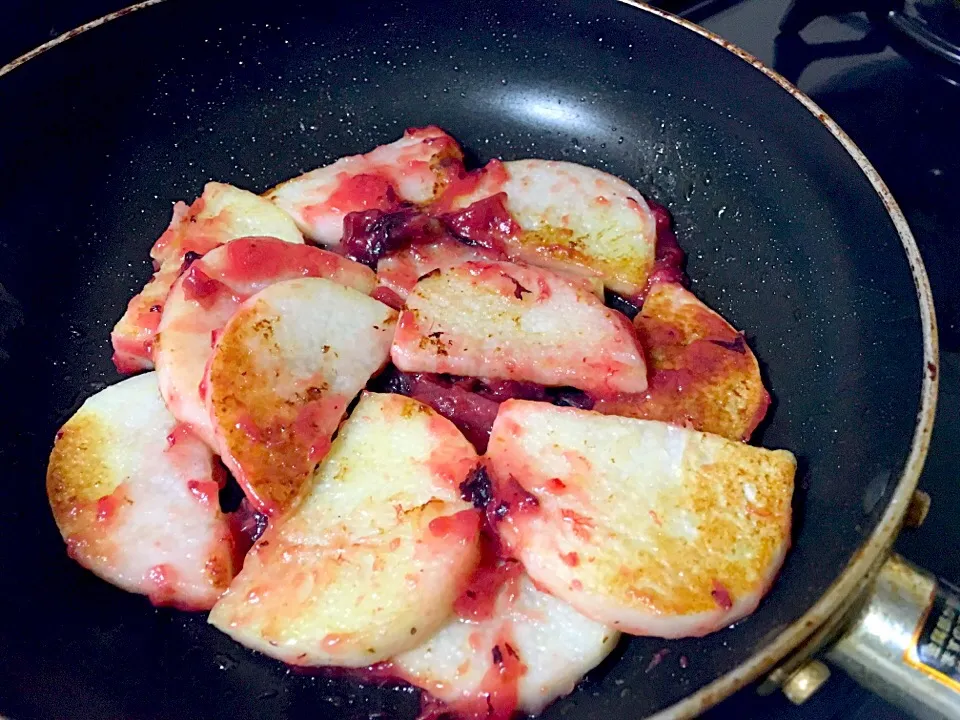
46, 127, 795, 719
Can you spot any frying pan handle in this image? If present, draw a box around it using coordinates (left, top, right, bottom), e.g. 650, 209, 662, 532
825, 554, 960, 719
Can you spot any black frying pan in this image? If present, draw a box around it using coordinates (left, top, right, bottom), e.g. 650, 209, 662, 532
0, 1, 939, 718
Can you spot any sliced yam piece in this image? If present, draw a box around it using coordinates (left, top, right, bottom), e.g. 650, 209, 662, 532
485, 400, 796, 638
206, 277, 396, 515
155, 237, 374, 447
504, 577, 618, 713
394, 572, 619, 717
209, 393, 482, 667
111, 183, 303, 373
376, 237, 501, 302
150, 182, 304, 265
111, 262, 181, 374
596, 282, 770, 440
376, 236, 603, 303
265, 126, 464, 245
445, 160, 657, 296
391, 260, 647, 396
45, 372, 237, 610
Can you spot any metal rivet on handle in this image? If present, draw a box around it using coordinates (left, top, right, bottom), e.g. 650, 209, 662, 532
782, 660, 831, 705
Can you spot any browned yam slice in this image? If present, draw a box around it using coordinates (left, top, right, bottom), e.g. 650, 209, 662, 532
206, 277, 396, 515
596, 282, 770, 440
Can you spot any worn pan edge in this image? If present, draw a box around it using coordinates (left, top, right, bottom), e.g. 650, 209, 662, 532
0, 1, 941, 718
0, 0, 165, 77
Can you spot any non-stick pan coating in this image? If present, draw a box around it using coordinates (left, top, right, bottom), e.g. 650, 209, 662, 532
0, 0, 930, 718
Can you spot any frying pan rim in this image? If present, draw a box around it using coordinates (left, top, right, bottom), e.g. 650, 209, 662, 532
0, 1, 940, 718
618, 3, 938, 717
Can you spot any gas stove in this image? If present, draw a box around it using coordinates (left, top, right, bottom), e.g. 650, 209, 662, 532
2, 1, 957, 718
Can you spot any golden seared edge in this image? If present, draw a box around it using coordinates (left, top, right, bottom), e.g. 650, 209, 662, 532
208, 392, 482, 667
486, 400, 795, 638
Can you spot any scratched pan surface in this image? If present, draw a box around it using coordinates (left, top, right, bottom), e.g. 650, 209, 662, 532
0, 0, 935, 718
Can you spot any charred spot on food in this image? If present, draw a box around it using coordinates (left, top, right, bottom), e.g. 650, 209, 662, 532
419, 268, 442, 281
459, 466, 494, 510
710, 335, 747, 354
508, 276, 531, 300
179, 250, 203, 273
251, 316, 276, 339
418, 334, 450, 356
304, 385, 328, 401
149, 304, 162, 313
492, 645, 504, 665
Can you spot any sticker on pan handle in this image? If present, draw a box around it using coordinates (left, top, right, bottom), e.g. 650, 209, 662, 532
904, 577, 960, 691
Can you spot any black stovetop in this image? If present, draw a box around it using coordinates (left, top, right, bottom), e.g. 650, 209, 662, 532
3, 2, 957, 719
